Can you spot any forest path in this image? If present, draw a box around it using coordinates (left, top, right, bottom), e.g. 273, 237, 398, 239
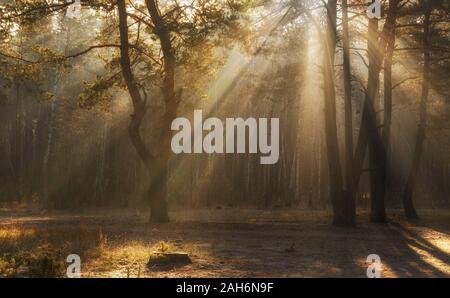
0, 209, 448, 277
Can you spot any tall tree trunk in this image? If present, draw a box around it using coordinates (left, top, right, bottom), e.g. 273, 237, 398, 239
146, 0, 178, 223
304, 0, 349, 225
341, 0, 356, 224
353, 0, 398, 184
42, 15, 72, 207
12, 31, 24, 202
321, 0, 349, 226
353, 0, 399, 223
403, 2, 431, 219
383, 0, 399, 202
366, 17, 387, 223
117, 0, 169, 223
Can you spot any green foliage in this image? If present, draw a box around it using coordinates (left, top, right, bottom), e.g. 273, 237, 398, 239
0, 0, 253, 109
79, 75, 117, 110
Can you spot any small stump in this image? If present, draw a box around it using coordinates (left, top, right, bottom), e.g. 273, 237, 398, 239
147, 251, 191, 270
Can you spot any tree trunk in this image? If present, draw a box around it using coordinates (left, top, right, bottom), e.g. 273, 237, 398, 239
304, 1, 349, 225
353, 0, 399, 188
322, 0, 349, 226
146, 0, 178, 223
353, 0, 400, 223
383, 9, 395, 200
403, 2, 431, 219
341, 0, 356, 224
117, 0, 169, 223
366, 17, 387, 223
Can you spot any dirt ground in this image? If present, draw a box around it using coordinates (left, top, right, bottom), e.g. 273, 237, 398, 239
0, 208, 449, 277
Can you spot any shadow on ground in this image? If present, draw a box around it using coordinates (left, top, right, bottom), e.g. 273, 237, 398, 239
0, 209, 448, 277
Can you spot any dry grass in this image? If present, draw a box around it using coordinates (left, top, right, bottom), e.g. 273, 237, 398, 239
0, 222, 106, 277
0, 209, 449, 278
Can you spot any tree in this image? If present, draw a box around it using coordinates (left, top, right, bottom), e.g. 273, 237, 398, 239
352, 0, 402, 223
402, 0, 432, 219
341, 0, 356, 224
1, 0, 248, 222
304, 0, 352, 226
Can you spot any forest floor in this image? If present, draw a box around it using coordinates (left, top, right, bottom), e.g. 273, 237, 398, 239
0, 208, 449, 277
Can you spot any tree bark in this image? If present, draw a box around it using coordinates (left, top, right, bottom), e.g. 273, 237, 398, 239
117, 0, 169, 222
341, 0, 356, 224
145, 0, 178, 223
366, 17, 387, 223
383, 11, 395, 200
322, 0, 349, 226
353, 0, 400, 223
353, 0, 399, 185
403, 2, 431, 219
304, 0, 350, 225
